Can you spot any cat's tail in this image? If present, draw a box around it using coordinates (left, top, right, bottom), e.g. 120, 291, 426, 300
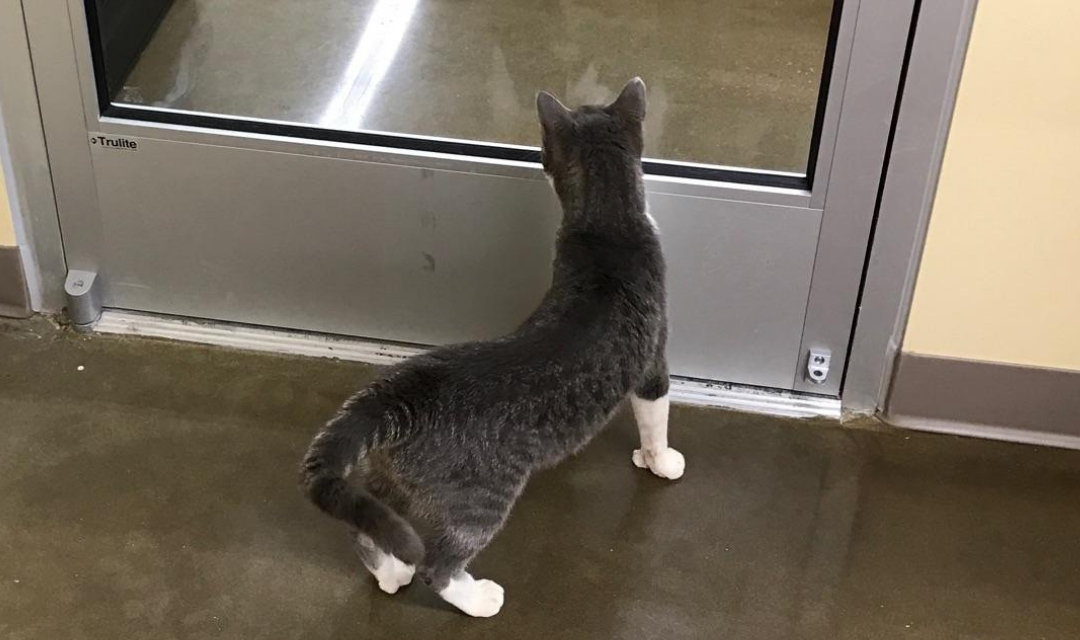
299, 399, 424, 565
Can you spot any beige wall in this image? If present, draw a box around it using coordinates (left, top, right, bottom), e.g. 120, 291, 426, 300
904, 0, 1080, 372
0, 155, 16, 246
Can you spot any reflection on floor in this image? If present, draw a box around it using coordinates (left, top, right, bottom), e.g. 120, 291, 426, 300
3, 317, 1079, 639
120, 0, 832, 172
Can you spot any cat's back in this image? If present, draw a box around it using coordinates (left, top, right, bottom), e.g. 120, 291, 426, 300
360, 220, 665, 445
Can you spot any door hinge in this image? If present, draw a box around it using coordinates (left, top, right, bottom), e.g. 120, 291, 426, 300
64, 270, 102, 332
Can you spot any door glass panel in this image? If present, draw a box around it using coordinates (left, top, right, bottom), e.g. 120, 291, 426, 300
89, 0, 837, 176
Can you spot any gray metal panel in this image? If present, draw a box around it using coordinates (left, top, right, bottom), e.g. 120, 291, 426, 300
843, 0, 978, 413
651, 194, 820, 387
93, 138, 558, 343
0, 0, 66, 311
792, 0, 918, 395
89, 136, 821, 389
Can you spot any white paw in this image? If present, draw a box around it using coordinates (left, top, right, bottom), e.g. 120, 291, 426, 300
632, 447, 685, 480
441, 575, 505, 618
375, 555, 415, 594
462, 579, 504, 618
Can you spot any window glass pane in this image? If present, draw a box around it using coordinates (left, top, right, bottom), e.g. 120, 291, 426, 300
96, 0, 835, 174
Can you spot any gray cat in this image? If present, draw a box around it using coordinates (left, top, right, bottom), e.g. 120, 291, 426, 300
300, 78, 684, 618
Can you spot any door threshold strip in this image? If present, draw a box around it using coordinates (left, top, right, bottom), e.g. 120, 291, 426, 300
94, 309, 841, 420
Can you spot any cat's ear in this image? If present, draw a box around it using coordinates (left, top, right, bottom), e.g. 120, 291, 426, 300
537, 91, 571, 133
609, 77, 647, 123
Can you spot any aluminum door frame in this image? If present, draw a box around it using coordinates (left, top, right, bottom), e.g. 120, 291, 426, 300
844, 0, 979, 413
19, 0, 917, 396
0, 0, 67, 311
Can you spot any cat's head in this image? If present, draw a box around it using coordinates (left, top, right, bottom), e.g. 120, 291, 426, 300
535, 78, 647, 188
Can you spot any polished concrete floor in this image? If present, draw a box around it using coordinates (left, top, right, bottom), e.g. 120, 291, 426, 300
119, 0, 831, 172
3, 317, 1080, 639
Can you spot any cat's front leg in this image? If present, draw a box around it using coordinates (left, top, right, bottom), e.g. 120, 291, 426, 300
630, 375, 685, 480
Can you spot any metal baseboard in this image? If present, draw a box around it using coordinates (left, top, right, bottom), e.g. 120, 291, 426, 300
95, 309, 841, 420
885, 351, 1080, 450
886, 416, 1080, 452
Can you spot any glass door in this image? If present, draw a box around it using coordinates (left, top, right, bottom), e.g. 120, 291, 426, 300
25, 0, 918, 394
98, 0, 835, 179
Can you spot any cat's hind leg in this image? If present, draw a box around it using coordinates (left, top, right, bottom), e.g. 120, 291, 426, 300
355, 533, 416, 594
420, 522, 506, 617
631, 370, 685, 480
